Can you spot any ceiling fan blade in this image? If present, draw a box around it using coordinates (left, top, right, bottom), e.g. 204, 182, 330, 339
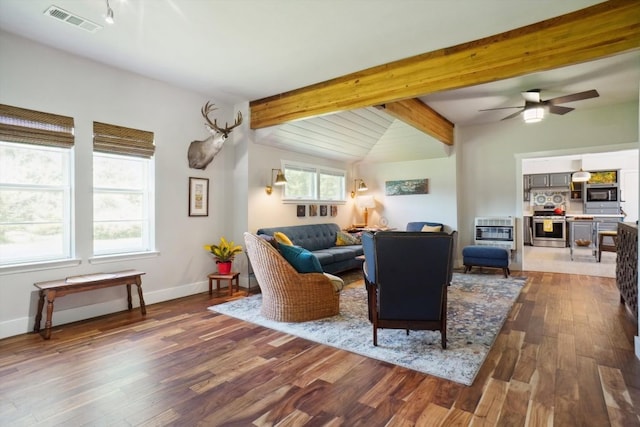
501, 109, 525, 121
478, 106, 523, 112
546, 89, 599, 105
521, 90, 541, 103
548, 105, 574, 115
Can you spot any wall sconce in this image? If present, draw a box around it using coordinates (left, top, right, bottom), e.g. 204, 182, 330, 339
356, 195, 376, 226
265, 168, 287, 195
350, 178, 368, 198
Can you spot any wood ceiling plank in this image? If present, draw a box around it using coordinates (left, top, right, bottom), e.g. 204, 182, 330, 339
250, 1, 640, 130
378, 99, 454, 145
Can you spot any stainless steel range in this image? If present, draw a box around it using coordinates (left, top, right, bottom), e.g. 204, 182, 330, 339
531, 204, 566, 248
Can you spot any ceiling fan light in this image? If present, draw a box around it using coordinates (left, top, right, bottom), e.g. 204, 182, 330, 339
572, 169, 591, 182
523, 107, 545, 123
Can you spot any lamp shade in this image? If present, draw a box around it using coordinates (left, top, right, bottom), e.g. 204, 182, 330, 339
356, 195, 375, 209
572, 169, 591, 182
273, 169, 287, 185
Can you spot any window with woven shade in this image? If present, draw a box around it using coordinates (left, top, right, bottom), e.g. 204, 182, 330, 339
0, 104, 74, 266
92, 121, 155, 256
93, 121, 154, 158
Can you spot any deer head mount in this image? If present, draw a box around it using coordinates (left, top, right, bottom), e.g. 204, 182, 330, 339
187, 101, 243, 170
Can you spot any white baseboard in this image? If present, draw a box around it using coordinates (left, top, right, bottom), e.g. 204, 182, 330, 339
635, 336, 640, 360
0, 280, 209, 340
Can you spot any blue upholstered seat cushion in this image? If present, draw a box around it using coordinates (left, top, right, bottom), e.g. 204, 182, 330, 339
462, 245, 509, 268
278, 244, 323, 273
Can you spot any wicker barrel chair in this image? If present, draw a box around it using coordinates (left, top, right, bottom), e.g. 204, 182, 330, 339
243, 232, 340, 322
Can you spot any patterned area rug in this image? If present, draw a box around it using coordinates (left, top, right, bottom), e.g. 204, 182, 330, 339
209, 272, 526, 386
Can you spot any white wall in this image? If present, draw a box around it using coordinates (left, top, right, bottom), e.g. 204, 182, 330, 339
2, 30, 638, 342
245, 142, 353, 232
0, 32, 236, 338
356, 156, 458, 232
457, 101, 638, 269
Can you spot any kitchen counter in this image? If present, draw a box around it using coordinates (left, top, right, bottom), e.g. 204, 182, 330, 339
565, 214, 624, 219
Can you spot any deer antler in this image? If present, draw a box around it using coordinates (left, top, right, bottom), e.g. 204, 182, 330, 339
201, 101, 243, 138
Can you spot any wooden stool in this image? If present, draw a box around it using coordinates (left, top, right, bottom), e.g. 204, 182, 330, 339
208, 272, 240, 296
597, 230, 618, 262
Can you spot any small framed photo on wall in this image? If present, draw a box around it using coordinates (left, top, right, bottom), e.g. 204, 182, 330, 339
188, 177, 209, 216
309, 205, 318, 216
297, 205, 306, 217
320, 205, 327, 216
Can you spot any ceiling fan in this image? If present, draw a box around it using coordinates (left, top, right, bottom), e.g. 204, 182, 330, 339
480, 89, 600, 121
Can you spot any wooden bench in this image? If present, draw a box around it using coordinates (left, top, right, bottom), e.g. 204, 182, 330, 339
33, 270, 146, 339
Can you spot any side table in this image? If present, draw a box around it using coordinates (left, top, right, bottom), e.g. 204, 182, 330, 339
208, 272, 240, 296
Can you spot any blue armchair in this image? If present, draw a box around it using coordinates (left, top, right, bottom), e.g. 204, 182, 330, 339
361, 231, 454, 348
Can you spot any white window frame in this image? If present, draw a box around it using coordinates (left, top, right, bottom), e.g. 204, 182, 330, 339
92, 152, 155, 257
0, 141, 74, 267
281, 160, 346, 203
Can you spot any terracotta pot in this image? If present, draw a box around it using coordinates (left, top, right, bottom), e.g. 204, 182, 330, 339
217, 261, 232, 275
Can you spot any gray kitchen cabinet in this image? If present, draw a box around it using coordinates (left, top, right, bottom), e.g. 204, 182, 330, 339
549, 173, 571, 187
529, 174, 549, 188
523, 175, 531, 201
570, 221, 594, 243
597, 217, 622, 232
523, 216, 532, 245
527, 172, 571, 189
585, 205, 620, 215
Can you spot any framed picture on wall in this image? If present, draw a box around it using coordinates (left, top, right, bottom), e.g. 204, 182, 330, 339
330, 205, 337, 216
188, 177, 209, 216
297, 205, 306, 217
309, 205, 318, 216
320, 205, 327, 216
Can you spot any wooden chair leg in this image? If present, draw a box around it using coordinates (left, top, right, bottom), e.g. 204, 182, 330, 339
373, 324, 378, 346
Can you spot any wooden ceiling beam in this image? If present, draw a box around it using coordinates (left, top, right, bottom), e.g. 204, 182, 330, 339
250, 1, 640, 130
378, 99, 454, 145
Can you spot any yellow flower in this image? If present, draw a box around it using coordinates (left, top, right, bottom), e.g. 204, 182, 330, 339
204, 237, 243, 262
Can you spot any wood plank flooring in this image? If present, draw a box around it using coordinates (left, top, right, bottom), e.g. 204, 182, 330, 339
1, 270, 638, 426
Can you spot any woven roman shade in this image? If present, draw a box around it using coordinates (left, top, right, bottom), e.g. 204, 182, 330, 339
93, 121, 155, 158
0, 104, 74, 148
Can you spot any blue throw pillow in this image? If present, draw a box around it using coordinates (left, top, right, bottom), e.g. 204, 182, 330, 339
278, 244, 323, 273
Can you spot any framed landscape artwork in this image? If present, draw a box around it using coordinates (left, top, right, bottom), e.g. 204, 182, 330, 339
385, 178, 429, 196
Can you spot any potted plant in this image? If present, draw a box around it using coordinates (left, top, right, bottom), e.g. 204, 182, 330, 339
204, 237, 243, 274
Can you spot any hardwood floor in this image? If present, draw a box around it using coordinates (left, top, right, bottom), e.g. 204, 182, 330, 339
1, 270, 638, 426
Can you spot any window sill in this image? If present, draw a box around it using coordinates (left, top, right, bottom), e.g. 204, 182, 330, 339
89, 251, 160, 264
0, 258, 82, 275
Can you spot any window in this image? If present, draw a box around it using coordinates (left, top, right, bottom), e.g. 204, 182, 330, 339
93, 122, 155, 256
0, 104, 74, 266
282, 161, 346, 202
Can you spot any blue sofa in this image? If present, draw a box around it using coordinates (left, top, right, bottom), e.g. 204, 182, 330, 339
406, 221, 445, 232
256, 223, 363, 274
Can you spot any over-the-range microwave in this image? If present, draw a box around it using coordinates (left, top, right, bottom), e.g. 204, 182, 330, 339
585, 183, 619, 202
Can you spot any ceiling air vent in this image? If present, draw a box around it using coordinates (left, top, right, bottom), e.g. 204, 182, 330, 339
44, 5, 102, 33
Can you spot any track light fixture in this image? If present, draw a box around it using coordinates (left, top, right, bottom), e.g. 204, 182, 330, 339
105, 0, 114, 24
